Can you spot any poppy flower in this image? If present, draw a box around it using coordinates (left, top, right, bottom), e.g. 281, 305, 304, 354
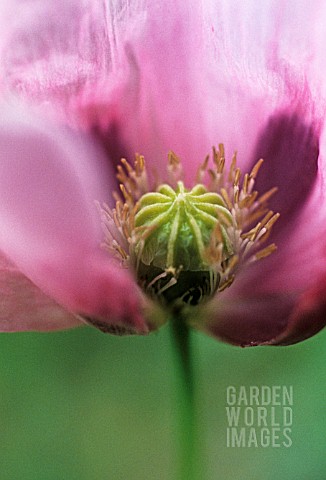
0, 0, 325, 346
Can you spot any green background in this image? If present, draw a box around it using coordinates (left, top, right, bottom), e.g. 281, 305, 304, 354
0, 324, 325, 479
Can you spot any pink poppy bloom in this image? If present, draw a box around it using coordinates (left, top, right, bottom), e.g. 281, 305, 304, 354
0, 0, 325, 346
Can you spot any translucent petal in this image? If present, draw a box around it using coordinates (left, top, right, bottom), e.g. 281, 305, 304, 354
0, 252, 81, 332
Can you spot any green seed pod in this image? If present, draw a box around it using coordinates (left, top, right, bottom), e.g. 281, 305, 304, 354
134, 181, 233, 271
133, 181, 233, 307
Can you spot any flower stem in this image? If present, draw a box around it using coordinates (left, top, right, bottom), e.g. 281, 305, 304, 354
170, 318, 199, 480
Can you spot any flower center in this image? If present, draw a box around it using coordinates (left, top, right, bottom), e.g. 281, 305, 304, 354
100, 146, 279, 310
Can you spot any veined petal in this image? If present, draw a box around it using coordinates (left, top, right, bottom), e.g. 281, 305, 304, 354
0, 0, 148, 169
0, 0, 145, 132
0, 101, 149, 333
198, 0, 326, 170
0, 0, 110, 103
3, 0, 324, 184
77, 0, 326, 185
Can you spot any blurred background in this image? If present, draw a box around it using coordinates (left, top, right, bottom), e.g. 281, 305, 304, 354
0, 324, 325, 479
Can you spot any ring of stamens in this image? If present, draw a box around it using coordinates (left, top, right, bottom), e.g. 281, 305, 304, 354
100, 145, 279, 308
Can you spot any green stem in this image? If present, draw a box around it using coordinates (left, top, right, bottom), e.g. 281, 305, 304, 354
171, 318, 198, 480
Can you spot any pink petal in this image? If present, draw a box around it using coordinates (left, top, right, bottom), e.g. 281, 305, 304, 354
237, 122, 326, 297
0, 0, 146, 136
0, 251, 81, 332
197, 293, 295, 347
3, 0, 324, 186
197, 287, 326, 347
249, 111, 320, 241
0, 100, 150, 333
75, 1, 326, 185
271, 280, 326, 346
77, 0, 273, 182
0, 0, 110, 103
198, 120, 326, 346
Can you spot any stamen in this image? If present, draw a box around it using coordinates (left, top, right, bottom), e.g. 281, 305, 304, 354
264, 212, 281, 230
220, 188, 233, 211
228, 153, 237, 183
99, 144, 279, 310
167, 151, 184, 186
253, 243, 277, 261
196, 155, 209, 183
250, 158, 264, 179
258, 187, 278, 205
